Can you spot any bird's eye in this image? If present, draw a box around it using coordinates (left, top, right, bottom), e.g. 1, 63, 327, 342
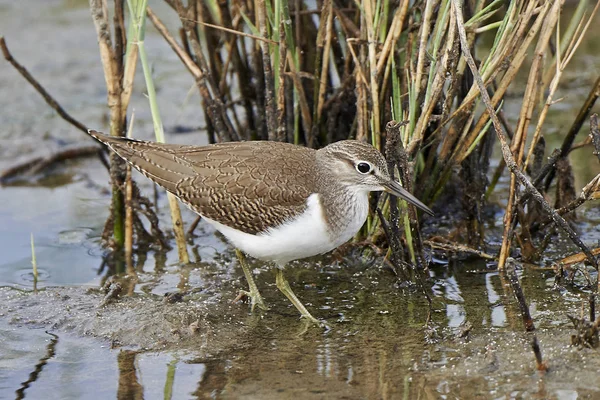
356, 162, 372, 174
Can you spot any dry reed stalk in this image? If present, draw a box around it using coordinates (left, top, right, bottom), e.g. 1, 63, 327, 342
277, 21, 288, 142
170, 0, 238, 142
451, 0, 597, 272
513, 1, 560, 162
375, 0, 409, 79
256, 0, 277, 138
427, 1, 545, 207
504, 3, 600, 265
150, 12, 226, 145
164, 191, 189, 263
541, 0, 592, 86
286, 51, 313, 145
345, 37, 368, 142
195, 2, 218, 86
555, 247, 600, 270
362, 0, 381, 149
435, 3, 523, 153
90, 0, 129, 252
525, 1, 600, 169
413, 0, 437, 112
423, 239, 495, 260
498, 0, 558, 270
452, 3, 542, 165
314, 0, 333, 129
543, 75, 600, 191
125, 116, 136, 272
554, 173, 600, 217
90, 0, 126, 137
147, 8, 203, 78
197, 20, 277, 44
410, 5, 457, 155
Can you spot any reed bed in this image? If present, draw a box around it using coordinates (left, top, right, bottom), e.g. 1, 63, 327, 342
3, 0, 600, 285
147, 0, 600, 274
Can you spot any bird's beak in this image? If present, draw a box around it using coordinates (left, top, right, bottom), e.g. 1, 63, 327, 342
383, 180, 434, 216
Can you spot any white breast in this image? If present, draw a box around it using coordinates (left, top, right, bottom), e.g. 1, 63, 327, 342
202, 192, 369, 267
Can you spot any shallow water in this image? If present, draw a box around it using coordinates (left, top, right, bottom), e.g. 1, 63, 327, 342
2, 259, 600, 399
2, 1, 600, 399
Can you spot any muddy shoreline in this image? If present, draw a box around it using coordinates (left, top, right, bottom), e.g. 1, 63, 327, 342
2, 259, 600, 398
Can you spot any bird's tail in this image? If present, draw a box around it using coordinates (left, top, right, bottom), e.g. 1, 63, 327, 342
88, 129, 194, 194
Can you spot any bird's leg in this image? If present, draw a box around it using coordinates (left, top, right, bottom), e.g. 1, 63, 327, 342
235, 249, 267, 311
274, 269, 322, 325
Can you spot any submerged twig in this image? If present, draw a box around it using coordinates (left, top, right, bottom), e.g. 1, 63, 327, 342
0, 146, 102, 184
504, 259, 546, 371
424, 239, 496, 260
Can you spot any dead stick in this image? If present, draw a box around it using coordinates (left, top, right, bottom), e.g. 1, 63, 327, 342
195, 20, 277, 44
0, 37, 88, 133
554, 247, 600, 268
186, 216, 202, 237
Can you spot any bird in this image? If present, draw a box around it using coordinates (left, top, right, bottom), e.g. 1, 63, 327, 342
88, 129, 433, 324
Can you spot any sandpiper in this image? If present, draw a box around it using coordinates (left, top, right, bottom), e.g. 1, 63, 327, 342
88, 130, 433, 324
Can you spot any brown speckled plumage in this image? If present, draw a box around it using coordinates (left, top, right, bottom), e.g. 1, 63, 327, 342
89, 131, 317, 235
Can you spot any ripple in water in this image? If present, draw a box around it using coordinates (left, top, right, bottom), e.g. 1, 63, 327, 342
16, 268, 50, 287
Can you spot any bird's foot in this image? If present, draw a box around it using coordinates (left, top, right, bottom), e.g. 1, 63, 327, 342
305, 316, 329, 328
234, 289, 268, 312
295, 315, 330, 335
300, 312, 328, 329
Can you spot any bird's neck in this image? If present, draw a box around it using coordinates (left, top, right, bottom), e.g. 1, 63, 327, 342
316, 180, 370, 239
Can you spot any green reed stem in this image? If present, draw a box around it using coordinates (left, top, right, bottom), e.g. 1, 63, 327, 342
128, 0, 189, 264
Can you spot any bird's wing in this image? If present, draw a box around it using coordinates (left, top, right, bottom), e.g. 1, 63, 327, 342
89, 131, 315, 234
